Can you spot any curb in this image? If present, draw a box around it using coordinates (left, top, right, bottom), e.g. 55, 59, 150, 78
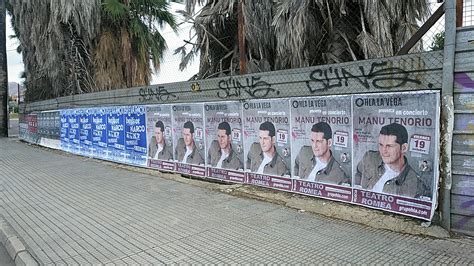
0, 215, 39, 266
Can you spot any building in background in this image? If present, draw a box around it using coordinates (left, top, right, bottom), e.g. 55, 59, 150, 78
8, 82, 25, 103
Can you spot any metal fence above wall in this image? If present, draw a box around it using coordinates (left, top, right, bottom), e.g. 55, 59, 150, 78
21, 51, 444, 113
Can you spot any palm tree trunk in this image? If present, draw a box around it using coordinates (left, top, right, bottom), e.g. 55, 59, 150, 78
237, 0, 246, 74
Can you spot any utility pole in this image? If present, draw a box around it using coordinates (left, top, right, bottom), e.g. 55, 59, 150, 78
237, 0, 247, 75
0, 0, 8, 137
456, 0, 463, 27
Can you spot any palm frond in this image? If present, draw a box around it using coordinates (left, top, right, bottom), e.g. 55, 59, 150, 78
93, 30, 126, 90
102, 0, 129, 20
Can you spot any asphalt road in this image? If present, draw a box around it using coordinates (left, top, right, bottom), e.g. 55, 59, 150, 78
8, 118, 19, 137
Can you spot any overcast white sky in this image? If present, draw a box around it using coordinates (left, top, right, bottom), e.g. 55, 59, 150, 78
6, 13, 23, 84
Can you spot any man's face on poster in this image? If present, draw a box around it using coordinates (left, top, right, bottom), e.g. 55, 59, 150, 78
154, 127, 164, 144
311, 131, 331, 158
258, 130, 274, 153
378, 134, 407, 165
217, 129, 231, 150
183, 128, 194, 147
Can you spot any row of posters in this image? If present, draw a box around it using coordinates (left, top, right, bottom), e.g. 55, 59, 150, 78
57, 91, 440, 220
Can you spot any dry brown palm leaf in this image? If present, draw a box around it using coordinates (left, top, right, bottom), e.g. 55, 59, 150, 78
273, 0, 318, 69
93, 30, 125, 91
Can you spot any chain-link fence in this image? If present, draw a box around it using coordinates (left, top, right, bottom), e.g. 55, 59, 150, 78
421, 2, 446, 52
462, 0, 474, 26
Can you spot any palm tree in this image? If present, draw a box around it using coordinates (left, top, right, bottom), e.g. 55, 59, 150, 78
178, 0, 430, 78
7, 0, 101, 101
95, 0, 177, 90
7, 0, 177, 101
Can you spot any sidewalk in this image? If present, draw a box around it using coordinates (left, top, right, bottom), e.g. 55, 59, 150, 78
1, 137, 473, 264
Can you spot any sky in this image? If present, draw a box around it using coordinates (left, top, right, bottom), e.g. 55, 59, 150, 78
6, 13, 23, 84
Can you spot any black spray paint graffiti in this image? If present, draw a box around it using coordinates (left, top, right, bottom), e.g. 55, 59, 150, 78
217, 76, 280, 99
139, 86, 178, 103
306, 62, 433, 93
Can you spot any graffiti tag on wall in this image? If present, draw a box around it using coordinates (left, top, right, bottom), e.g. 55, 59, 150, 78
217, 76, 280, 99
139, 86, 178, 103
306, 62, 433, 93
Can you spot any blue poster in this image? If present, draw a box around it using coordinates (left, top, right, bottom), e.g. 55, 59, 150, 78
79, 109, 93, 156
68, 109, 81, 154
92, 108, 108, 159
124, 106, 147, 166
107, 106, 126, 162
60, 110, 70, 152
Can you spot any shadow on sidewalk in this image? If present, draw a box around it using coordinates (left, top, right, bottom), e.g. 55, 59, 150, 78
0, 244, 14, 266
